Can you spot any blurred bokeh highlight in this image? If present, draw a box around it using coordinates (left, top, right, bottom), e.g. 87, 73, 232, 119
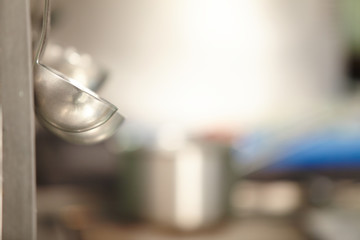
33, 0, 360, 239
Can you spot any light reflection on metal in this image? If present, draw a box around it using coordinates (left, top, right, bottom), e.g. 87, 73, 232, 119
175, 143, 204, 230
43, 43, 108, 92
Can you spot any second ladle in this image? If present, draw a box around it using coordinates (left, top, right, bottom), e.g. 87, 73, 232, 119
34, 0, 124, 144
42, 43, 108, 92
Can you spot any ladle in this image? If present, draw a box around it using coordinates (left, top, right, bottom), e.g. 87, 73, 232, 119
34, 0, 124, 144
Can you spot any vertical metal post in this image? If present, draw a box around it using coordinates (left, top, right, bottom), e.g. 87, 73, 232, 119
0, 0, 37, 239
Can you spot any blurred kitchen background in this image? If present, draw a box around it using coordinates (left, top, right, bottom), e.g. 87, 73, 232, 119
32, 0, 360, 239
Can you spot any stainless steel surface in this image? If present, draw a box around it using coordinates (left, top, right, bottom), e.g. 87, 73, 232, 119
43, 43, 108, 92
34, 0, 124, 144
0, 0, 37, 238
34, 64, 117, 132
145, 136, 231, 231
37, 108, 124, 144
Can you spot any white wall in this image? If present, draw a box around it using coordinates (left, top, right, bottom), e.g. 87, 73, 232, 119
49, 0, 345, 131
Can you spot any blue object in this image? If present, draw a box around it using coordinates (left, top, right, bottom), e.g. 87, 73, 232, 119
267, 130, 360, 172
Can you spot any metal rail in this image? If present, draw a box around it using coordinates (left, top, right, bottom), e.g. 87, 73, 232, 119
0, 0, 37, 239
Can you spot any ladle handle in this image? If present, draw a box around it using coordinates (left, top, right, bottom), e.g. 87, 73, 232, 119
34, 0, 51, 63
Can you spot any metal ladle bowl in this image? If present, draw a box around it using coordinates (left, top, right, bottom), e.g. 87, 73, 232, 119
37, 108, 124, 144
34, 0, 124, 144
